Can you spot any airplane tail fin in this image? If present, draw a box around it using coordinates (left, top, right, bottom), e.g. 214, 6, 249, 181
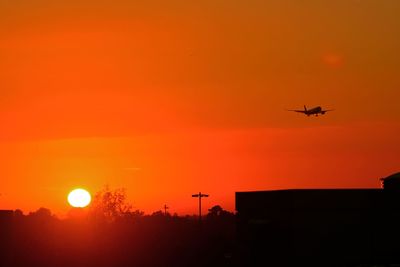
304, 105, 307, 112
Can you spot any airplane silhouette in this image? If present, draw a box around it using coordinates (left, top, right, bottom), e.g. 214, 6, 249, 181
287, 105, 334, 116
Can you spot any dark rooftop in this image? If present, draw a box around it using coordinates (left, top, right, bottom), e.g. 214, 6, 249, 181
381, 172, 400, 181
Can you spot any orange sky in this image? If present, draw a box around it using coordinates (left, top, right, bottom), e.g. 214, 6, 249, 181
0, 0, 399, 215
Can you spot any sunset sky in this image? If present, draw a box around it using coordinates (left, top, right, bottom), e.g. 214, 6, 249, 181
0, 0, 399, 215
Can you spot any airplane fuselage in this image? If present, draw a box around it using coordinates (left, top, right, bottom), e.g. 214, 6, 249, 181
305, 106, 325, 116
288, 105, 333, 116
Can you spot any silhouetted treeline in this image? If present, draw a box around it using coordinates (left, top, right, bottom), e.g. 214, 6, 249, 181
1, 206, 236, 267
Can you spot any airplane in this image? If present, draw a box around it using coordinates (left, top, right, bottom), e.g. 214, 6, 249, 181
287, 105, 334, 116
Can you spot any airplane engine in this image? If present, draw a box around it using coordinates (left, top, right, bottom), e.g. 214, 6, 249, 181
321, 111, 326, 115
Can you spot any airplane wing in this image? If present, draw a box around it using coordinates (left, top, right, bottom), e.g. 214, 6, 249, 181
322, 109, 334, 112
286, 109, 306, 113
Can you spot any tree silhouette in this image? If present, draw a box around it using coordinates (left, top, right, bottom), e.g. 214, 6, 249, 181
14, 209, 24, 218
89, 185, 136, 222
151, 210, 165, 217
28, 207, 54, 219
207, 205, 233, 219
208, 205, 224, 217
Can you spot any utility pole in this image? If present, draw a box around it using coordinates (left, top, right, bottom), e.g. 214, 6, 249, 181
192, 192, 209, 222
163, 204, 169, 216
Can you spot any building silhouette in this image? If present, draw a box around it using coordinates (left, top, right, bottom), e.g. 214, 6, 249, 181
0, 210, 13, 265
381, 172, 400, 190
236, 173, 400, 266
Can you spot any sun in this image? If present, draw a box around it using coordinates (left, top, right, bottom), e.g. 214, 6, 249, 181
68, 188, 91, 208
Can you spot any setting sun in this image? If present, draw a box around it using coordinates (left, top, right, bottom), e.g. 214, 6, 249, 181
68, 189, 91, 208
